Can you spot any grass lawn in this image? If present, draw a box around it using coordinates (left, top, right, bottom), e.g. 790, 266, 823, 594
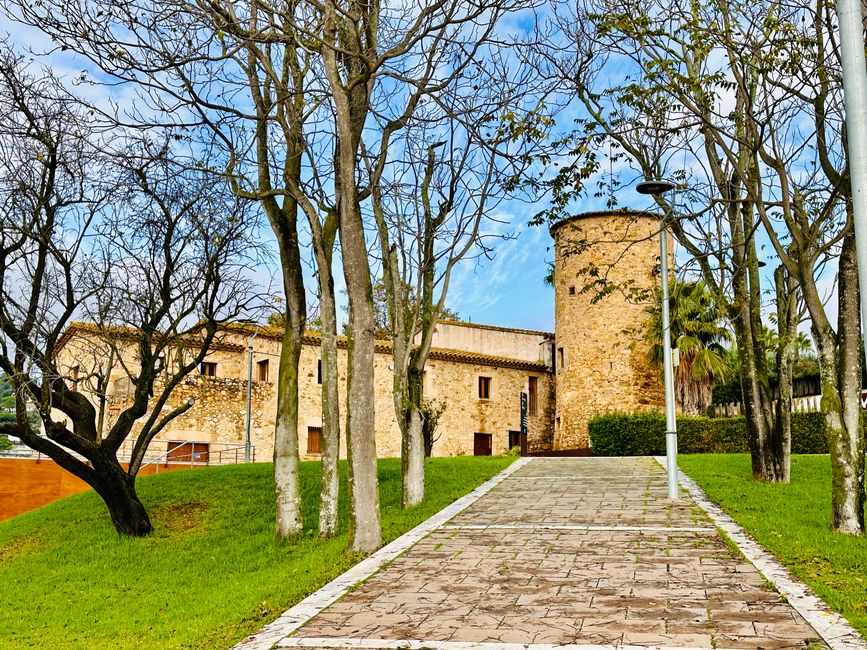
0, 456, 514, 649
680, 454, 867, 636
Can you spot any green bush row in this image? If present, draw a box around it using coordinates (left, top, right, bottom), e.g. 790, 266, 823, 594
588, 411, 833, 456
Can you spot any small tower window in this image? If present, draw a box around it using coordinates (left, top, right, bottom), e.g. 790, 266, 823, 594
568, 286, 576, 295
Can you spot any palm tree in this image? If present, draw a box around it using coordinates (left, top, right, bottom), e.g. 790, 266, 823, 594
644, 279, 734, 415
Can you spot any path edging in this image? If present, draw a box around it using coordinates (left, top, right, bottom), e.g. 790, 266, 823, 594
233, 456, 533, 650
659, 456, 867, 650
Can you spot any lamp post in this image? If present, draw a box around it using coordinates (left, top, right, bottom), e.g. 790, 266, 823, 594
244, 327, 259, 463
834, 0, 867, 366
636, 179, 678, 500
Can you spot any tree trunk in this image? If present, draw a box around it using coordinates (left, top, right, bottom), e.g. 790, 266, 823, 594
813, 233, 865, 534
275, 319, 304, 538
315, 229, 341, 538
321, 3, 382, 552
340, 204, 382, 552
772, 266, 796, 484
730, 272, 783, 482
91, 462, 152, 536
273, 227, 305, 539
401, 366, 425, 507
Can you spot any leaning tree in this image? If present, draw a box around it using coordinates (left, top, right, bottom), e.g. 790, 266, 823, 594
0, 51, 259, 535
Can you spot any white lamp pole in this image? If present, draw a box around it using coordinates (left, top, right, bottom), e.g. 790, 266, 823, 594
835, 0, 867, 364
637, 179, 679, 500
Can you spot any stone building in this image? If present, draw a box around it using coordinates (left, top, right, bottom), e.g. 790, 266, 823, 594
551, 210, 666, 448
53, 210, 665, 461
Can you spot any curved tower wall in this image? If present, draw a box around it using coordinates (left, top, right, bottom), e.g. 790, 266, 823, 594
551, 210, 666, 449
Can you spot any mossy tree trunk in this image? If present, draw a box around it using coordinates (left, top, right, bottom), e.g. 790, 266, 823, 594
321, 4, 382, 552
308, 208, 341, 538
808, 233, 864, 534
772, 265, 798, 484
728, 200, 787, 483
272, 216, 305, 539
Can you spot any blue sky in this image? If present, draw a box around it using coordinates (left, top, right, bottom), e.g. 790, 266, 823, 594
5, 11, 834, 339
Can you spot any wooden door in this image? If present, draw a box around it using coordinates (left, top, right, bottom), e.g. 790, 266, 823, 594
166, 441, 210, 466
474, 433, 492, 456
307, 427, 322, 454
508, 430, 528, 456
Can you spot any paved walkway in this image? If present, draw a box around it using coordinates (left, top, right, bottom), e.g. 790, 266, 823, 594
271, 457, 836, 649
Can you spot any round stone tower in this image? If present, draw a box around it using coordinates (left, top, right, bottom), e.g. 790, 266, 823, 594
550, 210, 666, 450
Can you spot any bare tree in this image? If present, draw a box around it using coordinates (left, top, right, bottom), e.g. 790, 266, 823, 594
8, 0, 542, 550
368, 73, 550, 506
532, 0, 842, 485
0, 51, 259, 535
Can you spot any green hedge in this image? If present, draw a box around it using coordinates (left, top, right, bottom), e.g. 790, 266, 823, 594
588, 411, 835, 456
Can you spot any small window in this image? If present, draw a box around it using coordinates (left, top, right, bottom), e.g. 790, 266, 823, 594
569, 286, 576, 295
557, 347, 565, 372
317, 359, 322, 385
478, 376, 491, 400
528, 376, 538, 416
257, 359, 269, 382
307, 427, 322, 454
200, 361, 217, 377
70, 365, 80, 389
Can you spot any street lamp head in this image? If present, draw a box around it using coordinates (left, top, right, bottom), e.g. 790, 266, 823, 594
636, 179, 676, 195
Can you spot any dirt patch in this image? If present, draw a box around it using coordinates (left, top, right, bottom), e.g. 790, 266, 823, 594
151, 501, 209, 534
0, 533, 43, 564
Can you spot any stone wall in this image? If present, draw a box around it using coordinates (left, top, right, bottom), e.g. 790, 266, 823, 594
81, 327, 554, 461
424, 321, 553, 364
551, 211, 665, 449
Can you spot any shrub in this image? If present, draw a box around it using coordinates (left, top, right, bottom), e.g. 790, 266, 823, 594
589, 411, 836, 456
791, 412, 828, 454
0, 435, 11, 451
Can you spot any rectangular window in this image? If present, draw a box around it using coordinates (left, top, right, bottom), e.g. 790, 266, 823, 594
257, 359, 269, 382
317, 359, 322, 385
478, 376, 491, 400
528, 377, 538, 416
307, 427, 322, 454
200, 361, 217, 377
474, 432, 493, 456
70, 365, 80, 390
557, 347, 565, 372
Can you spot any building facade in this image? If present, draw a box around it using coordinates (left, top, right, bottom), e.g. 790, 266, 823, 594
54, 210, 665, 461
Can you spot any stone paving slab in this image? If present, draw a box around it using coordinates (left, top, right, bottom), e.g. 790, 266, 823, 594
275, 457, 843, 649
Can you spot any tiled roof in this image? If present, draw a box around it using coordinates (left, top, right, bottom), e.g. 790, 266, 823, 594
55, 321, 247, 355
57, 321, 552, 373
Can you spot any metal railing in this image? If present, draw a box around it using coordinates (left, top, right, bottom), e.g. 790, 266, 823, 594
140, 440, 254, 473
4, 439, 254, 470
